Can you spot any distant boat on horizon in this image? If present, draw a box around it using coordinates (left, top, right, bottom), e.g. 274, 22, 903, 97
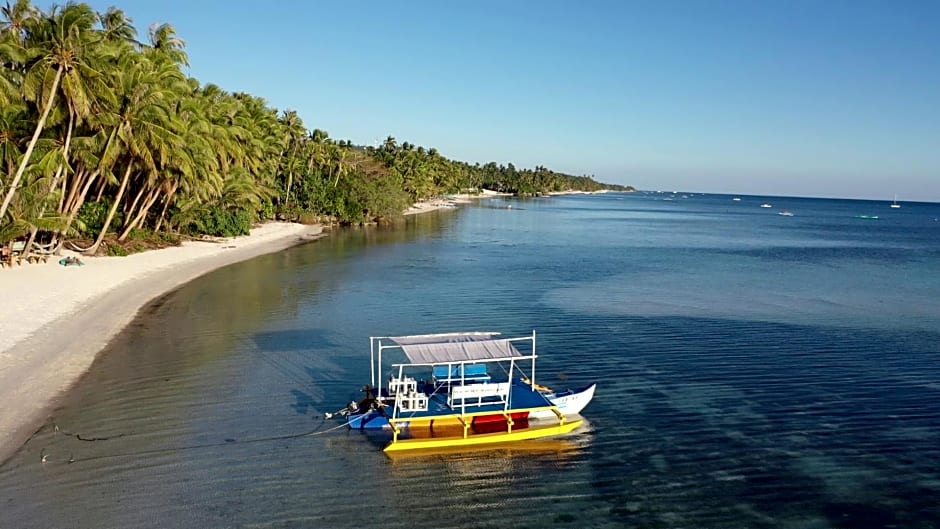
778, 210, 794, 217
761, 203, 773, 208
732, 197, 741, 201
891, 195, 901, 208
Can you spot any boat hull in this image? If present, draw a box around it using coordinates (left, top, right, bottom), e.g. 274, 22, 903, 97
383, 419, 584, 452
346, 383, 595, 429
530, 383, 596, 419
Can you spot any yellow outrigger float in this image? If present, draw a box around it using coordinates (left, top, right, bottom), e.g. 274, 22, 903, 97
328, 331, 590, 453
385, 405, 582, 452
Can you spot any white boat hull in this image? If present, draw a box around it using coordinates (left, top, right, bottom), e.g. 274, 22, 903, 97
531, 383, 596, 419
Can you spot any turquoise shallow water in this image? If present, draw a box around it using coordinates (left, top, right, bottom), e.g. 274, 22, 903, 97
1, 192, 939, 528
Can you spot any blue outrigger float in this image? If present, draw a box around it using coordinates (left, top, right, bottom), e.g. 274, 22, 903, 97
327, 331, 594, 452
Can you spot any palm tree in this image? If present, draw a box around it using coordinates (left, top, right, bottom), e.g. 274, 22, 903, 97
278, 109, 305, 208
382, 135, 397, 153
98, 6, 137, 47
152, 86, 220, 233
146, 22, 187, 66
330, 143, 349, 187
0, 0, 37, 44
1, 174, 64, 257
0, 1, 36, 107
0, 104, 26, 189
0, 2, 100, 223
84, 52, 180, 253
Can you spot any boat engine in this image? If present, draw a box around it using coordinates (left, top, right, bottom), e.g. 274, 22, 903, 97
324, 400, 360, 420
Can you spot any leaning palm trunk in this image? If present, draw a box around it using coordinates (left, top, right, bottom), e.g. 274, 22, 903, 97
53, 169, 99, 253
23, 227, 37, 261
153, 181, 178, 233
122, 182, 147, 231
61, 167, 87, 219
93, 174, 108, 201
54, 112, 76, 214
29, 112, 76, 254
286, 170, 294, 206
118, 187, 159, 241
85, 163, 134, 255
0, 67, 62, 222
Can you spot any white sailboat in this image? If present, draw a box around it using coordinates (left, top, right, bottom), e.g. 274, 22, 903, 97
891, 195, 901, 209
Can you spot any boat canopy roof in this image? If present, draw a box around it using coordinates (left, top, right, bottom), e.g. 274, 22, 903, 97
388, 332, 524, 364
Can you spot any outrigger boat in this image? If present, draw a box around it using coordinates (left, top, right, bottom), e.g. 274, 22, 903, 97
327, 331, 594, 452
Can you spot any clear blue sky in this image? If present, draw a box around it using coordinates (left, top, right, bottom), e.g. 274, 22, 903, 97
70, 0, 940, 201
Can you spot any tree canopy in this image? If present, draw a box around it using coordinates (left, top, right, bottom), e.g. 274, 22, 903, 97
0, 1, 631, 257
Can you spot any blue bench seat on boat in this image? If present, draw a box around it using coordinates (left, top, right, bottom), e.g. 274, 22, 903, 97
433, 364, 490, 384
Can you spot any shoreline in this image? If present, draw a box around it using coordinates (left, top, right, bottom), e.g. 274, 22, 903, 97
0, 222, 324, 465
0, 191, 497, 464
403, 189, 511, 215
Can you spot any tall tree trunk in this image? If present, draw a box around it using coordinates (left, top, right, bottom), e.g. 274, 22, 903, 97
94, 172, 108, 201
286, 170, 294, 206
122, 181, 147, 230
62, 166, 86, 216
135, 189, 161, 229
273, 147, 285, 205
88, 126, 120, 205
53, 111, 76, 213
285, 141, 300, 207
118, 187, 159, 241
31, 112, 77, 252
23, 227, 37, 261
0, 67, 62, 221
85, 163, 133, 255
53, 169, 99, 253
153, 181, 178, 232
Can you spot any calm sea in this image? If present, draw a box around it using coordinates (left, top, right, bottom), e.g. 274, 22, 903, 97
2, 192, 939, 528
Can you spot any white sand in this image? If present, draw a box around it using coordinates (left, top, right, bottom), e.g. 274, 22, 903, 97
0, 222, 323, 464
404, 190, 508, 215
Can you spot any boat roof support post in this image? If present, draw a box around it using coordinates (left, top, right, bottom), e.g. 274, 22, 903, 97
530, 330, 537, 389
377, 342, 387, 401
392, 364, 404, 420
370, 337, 376, 387
507, 358, 515, 411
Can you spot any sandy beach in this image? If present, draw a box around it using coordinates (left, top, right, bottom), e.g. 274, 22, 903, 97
0, 193, 497, 465
0, 222, 324, 464
403, 189, 508, 215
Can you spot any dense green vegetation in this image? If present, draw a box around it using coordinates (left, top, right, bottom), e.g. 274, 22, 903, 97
0, 1, 630, 257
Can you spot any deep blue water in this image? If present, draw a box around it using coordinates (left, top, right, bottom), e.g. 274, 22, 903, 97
1, 192, 939, 528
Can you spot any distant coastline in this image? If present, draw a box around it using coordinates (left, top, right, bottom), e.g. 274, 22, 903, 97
1, 2, 629, 268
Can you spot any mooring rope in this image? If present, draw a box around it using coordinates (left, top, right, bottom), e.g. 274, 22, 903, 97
44, 417, 352, 465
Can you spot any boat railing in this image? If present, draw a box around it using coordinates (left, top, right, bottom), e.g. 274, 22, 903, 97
448, 381, 510, 411
387, 375, 418, 396
396, 391, 429, 412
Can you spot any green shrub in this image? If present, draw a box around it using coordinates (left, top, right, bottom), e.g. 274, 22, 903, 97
76, 200, 123, 236
106, 243, 128, 256
184, 206, 252, 237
